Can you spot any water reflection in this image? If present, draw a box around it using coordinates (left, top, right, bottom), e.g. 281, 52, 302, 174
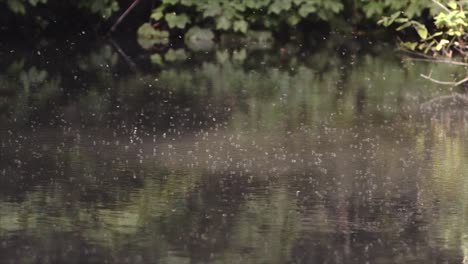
1, 36, 468, 263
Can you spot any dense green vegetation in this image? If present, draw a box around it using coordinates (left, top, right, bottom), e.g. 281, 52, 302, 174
143, 0, 435, 33
0, 0, 441, 36
6, 0, 468, 63
3, 0, 468, 60
380, 0, 468, 59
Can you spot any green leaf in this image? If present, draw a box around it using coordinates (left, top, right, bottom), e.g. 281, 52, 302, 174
402, 41, 418, 50
164, 49, 187, 61
233, 2, 246, 11
244, 0, 257, 8
137, 23, 170, 49
396, 21, 411, 31
377, 17, 388, 26
436, 39, 450, 51
328, 2, 343, 13
298, 3, 316, 17
395, 18, 409, 23
184, 27, 215, 51
447, 1, 457, 10
150, 54, 164, 66
424, 40, 436, 53
390, 11, 401, 21
202, 4, 222, 17
137, 23, 155, 38
233, 20, 248, 33
247, 0, 270, 8
7, 0, 26, 14
287, 14, 301, 26
216, 16, 231, 30
413, 22, 428, 39
165, 13, 190, 29
150, 5, 166, 20
268, 0, 292, 14
185, 26, 214, 41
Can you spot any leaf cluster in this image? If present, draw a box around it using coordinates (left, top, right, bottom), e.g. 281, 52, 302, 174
379, 0, 468, 58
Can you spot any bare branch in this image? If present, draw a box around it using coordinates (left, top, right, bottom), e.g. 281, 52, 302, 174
420, 74, 457, 85
108, 38, 138, 72
455, 76, 468, 86
109, 0, 141, 33
420, 73, 468, 86
431, 0, 451, 13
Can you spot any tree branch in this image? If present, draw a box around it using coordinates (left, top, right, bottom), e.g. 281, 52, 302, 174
109, 0, 141, 33
431, 0, 451, 13
455, 76, 468, 86
420, 73, 468, 86
420, 74, 457, 85
108, 38, 137, 71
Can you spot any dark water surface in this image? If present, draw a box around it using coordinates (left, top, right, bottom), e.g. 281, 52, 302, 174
1, 36, 468, 263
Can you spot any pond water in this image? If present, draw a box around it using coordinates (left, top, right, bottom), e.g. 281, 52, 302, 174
1, 35, 468, 263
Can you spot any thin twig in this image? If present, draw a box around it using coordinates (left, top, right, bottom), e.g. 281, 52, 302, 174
431, 0, 451, 13
420, 74, 457, 85
108, 38, 138, 72
455, 76, 468, 86
109, 0, 141, 33
420, 73, 468, 86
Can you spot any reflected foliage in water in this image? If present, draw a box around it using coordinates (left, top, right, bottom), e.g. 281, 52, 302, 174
1, 37, 468, 263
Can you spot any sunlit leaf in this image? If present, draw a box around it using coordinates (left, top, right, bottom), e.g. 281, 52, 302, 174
436, 39, 450, 51
447, 1, 457, 10
402, 41, 418, 50
396, 21, 411, 31
216, 16, 231, 30
413, 22, 428, 39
